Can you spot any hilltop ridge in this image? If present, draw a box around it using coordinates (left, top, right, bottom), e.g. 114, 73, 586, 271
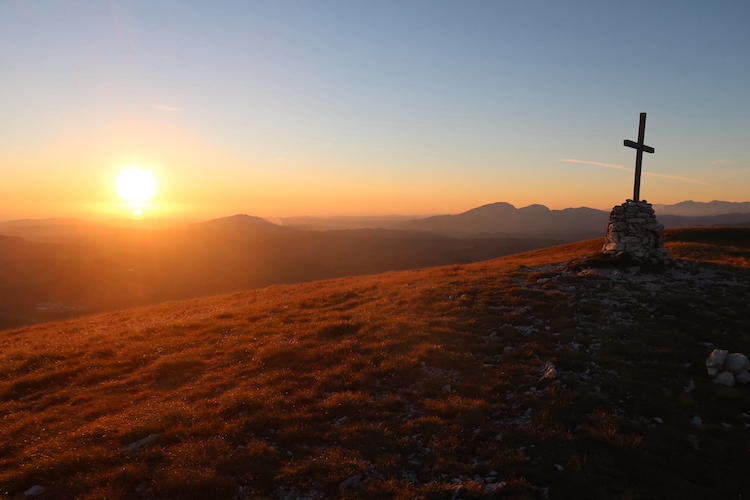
397, 202, 750, 237
654, 200, 750, 216
397, 202, 610, 238
1, 228, 749, 498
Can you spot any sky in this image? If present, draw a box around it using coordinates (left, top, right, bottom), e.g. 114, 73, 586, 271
1, 0, 749, 219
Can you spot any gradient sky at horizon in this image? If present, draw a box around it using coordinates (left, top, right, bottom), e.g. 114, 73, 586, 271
2, 0, 749, 219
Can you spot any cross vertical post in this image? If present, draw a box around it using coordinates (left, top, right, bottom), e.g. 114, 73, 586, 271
623, 112, 655, 202
632, 113, 646, 201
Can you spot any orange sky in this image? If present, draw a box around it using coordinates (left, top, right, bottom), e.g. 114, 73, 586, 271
2, 2, 749, 221
4, 113, 746, 221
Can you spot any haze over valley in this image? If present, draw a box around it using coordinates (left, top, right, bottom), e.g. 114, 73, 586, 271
2, 199, 749, 329
0, 212, 558, 328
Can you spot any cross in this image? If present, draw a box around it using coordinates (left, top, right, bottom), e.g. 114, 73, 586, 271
624, 112, 655, 202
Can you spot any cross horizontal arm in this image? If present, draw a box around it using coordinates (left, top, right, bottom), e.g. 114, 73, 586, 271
623, 139, 655, 154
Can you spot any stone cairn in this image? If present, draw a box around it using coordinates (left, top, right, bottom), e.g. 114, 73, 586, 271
602, 200, 671, 265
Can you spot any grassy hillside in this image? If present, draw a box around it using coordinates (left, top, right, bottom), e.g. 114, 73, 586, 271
0, 218, 562, 330
1, 229, 749, 499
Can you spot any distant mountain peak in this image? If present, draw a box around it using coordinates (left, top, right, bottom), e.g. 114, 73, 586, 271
202, 214, 276, 226
192, 215, 283, 236
396, 201, 608, 237
518, 204, 550, 213
461, 202, 517, 216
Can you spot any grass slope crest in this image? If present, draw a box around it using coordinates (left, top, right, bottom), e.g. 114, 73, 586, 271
0, 227, 749, 499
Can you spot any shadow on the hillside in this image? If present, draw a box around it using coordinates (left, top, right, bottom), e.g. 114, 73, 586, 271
664, 227, 750, 247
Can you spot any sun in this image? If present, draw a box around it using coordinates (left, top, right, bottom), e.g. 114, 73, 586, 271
116, 167, 157, 215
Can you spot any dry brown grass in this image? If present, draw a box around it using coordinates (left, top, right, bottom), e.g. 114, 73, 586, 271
0, 230, 749, 499
665, 227, 750, 267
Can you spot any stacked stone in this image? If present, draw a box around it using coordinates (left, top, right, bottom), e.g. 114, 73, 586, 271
602, 200, 671, 265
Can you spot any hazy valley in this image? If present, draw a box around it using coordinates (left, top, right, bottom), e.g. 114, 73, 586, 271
0, 214, 558, 329
2, 200, 749, 329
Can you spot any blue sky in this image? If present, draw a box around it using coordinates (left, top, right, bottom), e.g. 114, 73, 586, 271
1, 0, 749, 217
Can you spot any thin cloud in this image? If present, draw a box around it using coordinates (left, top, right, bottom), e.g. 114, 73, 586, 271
648, 172, 710, 185
560, 158, 629, 172
560, 158, 709, 185
153, 104, 182, 112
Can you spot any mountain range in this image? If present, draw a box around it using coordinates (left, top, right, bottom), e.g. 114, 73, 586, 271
271, 200, 750, 232
396, 201, 750, 237
654, 200, 750, 216
396, 202, 606, 237
3, 200, 749, 242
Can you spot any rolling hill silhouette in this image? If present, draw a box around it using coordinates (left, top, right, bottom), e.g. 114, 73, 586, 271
654, 200, 750, 216
396, 202, 607, 238
191, 214, 284, 233
398, 201, 750, 237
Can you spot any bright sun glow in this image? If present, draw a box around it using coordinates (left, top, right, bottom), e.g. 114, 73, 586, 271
116, 167, 157, 215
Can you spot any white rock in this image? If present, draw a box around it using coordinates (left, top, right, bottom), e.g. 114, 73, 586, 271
484, 482, 506, 493
339, 474, 362, 492
24, 485, 46, 497
736, 371, 750, 384
450, 485, 464, 500
540, 362, 557, 381
713, 371, 735, 387
706, 349, 729, 376
553, 464, 564, 472
690, 416, 703, 427
725, 353, 750, 374
122, 433, 160, 453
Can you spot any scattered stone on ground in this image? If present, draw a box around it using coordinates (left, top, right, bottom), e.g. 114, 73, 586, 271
725, 353, 750, 374
506, 256, 749, 449
705, 350, 750, 385
23, 485, 46, 497
339, 474, 363, 493
121, 433, 160, 453
706, 349, 729, 376
539, 362, 557, 381
714, 372, 735, 386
